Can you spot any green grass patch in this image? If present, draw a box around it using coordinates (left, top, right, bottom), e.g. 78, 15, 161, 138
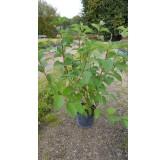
38, 77, 54, 122
38, 69, 64, 125
44, 113, 58, 123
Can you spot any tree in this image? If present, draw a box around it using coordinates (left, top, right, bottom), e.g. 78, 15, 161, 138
70, 15, 82, 25
51, 16, 70, 30
38, 0, 58, 37
81, 0, 128, 41
38, 0, 57, 17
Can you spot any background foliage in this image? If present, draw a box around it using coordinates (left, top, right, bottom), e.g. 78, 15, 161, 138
81, 0, 128, 40
70, 15, 82, 25
38, 0, 58, 37
38, 0, 128, 40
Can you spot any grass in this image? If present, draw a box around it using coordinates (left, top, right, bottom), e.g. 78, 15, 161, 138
44, 113, 58, 123
38, 77, 54, 122
38, 70, 63, 124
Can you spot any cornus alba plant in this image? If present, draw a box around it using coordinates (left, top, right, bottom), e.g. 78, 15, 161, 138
38, 20, 128, 128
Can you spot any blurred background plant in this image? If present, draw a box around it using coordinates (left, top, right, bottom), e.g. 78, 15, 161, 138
38, 0, 128, 41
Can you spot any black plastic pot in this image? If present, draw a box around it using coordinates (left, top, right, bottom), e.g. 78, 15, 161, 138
76, 113, 94, 128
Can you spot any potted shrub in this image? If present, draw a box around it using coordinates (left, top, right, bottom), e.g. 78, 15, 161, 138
38, 20, 128, 128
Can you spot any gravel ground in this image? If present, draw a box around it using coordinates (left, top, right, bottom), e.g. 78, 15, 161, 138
38, 71, 128, 160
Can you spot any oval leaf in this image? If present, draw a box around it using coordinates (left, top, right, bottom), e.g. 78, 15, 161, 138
83, 105, 92, 115
66, 103, 77, 117
112, 72, 122, 81
107, 107, 116, 115
108, 115, 121, 126
80, 71, 92, 85
54, 94, 64, 110
94, 108, 104, 119
102, 59, 113, 73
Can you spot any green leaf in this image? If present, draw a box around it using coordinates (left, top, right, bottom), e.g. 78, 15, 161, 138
38, 65, 43, 72
54, 53, 62, 58
73, 52, 80, 60
102, 59, 113, 73
54, 94, 64, 110
121, 31, 128, 38
49, 83, 57, 93
94, 108, 104, 119
108, 115, 121, 126
112, 72, 122, 81
98, 84, 107, 94
121, 119, 128, 128
46, 74, 54, 82
111, 43, 121, 49
83, 27, 94, 34
85, 97, 91, 104
80, 62, 91, 71
89, 93, 95, 100
118, 26, 128, 38
88, 79, 96, 90
83, 105, 92, 115
65, 53, 73, 59
64, 58, 73, 66
54, 61, 63, 67
114, 61, 127, 71
75, 102, 84, 115
100, 27, 110, 33
72, 60, 79, 68
91, 23, 100, 32
63, 86, 74, 96
90, 50, 102, 59
71, 24, 82, 34
107, 107, 116, 115
94, 78, 102, 88
94, 109, 100, 119
121, 115, 128, 128
94, 93, 101, 104
41, 60, 47, 68
102, 96, 107, 107
38, 49, 45, 60
66, 103, 77, 117
75, 93, 83, 100
38, 42, 46, 48
62, 35, 73, 46
53, 16, 69, 25
56, 82, 63, 93
107, 51, 115, 58
80, 71, 92, 85
109, 94, 116, 101
57, 46, 63, 54
117, 26, 125, 30
99, 21, 105, 26
73, 96, 80, 102
104, 77, 114, 85
99, 35, 104, 41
